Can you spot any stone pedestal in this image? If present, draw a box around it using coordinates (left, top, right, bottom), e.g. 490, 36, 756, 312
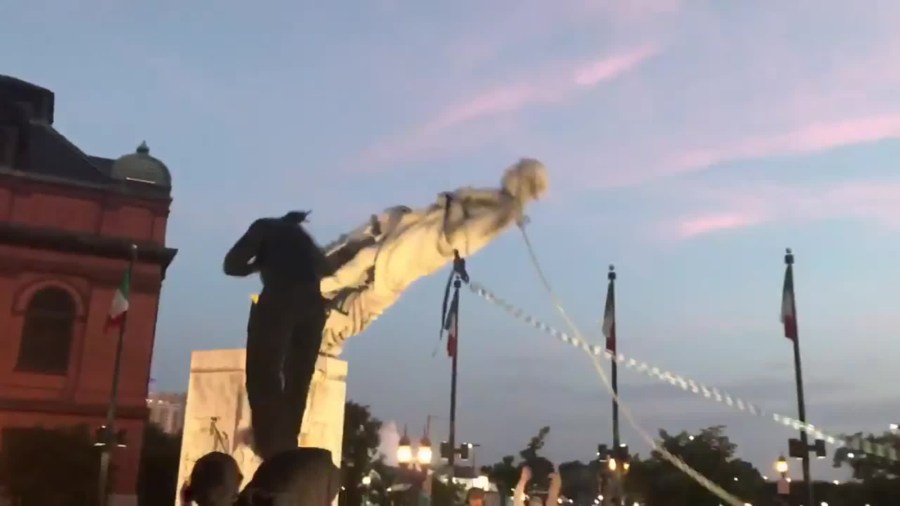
175, 349, 347, 504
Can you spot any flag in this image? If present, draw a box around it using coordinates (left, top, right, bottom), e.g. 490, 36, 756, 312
602, 275, 616, 354
445, 292, 459, 358
780, 262, 798, 341
106, 267, 132, 331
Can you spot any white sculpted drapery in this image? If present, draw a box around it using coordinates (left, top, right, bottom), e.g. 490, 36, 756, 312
317, 159, 549, 355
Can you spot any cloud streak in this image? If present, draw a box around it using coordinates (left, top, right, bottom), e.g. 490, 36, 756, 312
353, 44, 660, 172
669, 114, 900, 175
664, 179, 900, 240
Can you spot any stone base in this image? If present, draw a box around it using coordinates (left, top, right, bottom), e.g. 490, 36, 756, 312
175, 349, 347, 505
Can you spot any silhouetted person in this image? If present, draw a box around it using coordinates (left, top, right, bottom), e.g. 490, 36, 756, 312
224, 211, 330, 460
236, 447, 340, 506
181, 452, 243, 506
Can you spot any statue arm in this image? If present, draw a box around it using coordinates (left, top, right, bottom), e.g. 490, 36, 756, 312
320, 245, 378, 294
223, 220, 264, 277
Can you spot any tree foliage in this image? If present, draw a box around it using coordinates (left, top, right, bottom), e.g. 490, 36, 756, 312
137, 423, 182, 506
0, 425, 105, 505
339, 401, 383, 506
625, 426, 765, 506
831, 431, 900, 505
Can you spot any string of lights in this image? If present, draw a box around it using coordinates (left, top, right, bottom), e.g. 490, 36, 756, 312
466, 280, 899, 463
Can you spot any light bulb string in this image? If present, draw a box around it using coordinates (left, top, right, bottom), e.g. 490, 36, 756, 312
511, 227, 746, 505
466, 279, 899, 463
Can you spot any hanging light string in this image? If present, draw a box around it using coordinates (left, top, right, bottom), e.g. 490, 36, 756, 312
466, 277, 898, 464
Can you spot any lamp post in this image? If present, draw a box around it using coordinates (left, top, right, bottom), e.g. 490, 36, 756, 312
774, 455, 790, 504
597, 444, 629, 506
397, 425, 433, 503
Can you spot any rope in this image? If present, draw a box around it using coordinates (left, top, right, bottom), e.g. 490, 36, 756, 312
467, 280, 899, 463
516, 226, 746, 506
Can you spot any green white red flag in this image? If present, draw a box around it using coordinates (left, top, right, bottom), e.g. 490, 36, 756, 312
106, 268, 131, 331
445, 291, 459, 358
780, 262, 798, 341
602, 275, 616, 354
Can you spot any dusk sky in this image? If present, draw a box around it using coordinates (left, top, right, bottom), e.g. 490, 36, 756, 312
4, 0, 900, 480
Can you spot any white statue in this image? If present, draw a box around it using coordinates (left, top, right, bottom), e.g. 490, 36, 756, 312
318, 158, 548, 355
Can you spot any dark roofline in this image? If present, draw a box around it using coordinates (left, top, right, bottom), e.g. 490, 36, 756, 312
0, 221, 177, 277
0, 75, 55, 124
0, 167, 172, 203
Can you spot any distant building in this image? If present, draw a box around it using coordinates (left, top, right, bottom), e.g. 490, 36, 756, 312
147, 392, 186, 434
0, 75, 177, 506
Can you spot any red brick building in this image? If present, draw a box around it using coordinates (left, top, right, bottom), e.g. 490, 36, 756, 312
0, 75, 176, 504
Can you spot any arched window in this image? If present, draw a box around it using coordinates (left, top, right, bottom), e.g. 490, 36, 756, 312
16, 287, 76, 375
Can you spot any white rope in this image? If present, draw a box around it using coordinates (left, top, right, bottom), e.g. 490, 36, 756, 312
516, 228, 747, 506
468, 280, 900, 463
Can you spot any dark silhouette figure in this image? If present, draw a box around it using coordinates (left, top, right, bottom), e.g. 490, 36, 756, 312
224, 211, 330, 460
181, 452, 243, 506
236, 448, 340, 506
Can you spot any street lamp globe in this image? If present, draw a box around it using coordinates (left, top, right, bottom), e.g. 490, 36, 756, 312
397, 433, 413, 466
775, 455, 789, 474
416, 437, 433, 466
607, 458, 617, 472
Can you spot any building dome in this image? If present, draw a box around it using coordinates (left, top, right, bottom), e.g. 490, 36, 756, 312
110, 141, 171, 187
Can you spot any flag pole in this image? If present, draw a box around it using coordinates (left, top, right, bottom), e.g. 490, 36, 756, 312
602, 265, 623, 506
98, 243, 137, 506
783, 248, 814, 506
448, 289, 458, 482
607, 265, 619, 451
446, 251, 468, 482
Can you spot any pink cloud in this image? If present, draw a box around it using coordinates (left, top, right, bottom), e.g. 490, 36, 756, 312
665, 180, 900, 240
675, 211, 768, 239
354, 45, 660, 171
670, 114, 900, 173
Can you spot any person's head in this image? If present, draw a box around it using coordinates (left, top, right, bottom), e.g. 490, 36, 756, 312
236, 447, 340, 506
466, 487, 486, 506
182, 451, 243, 506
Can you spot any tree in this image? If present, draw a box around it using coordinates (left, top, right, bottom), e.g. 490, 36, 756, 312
557, 460, 601, 503
0, 425, 104, 505
137, 423, 183, 506
625, 426, 765, 506
486, 455, 518, 498
484, 426, 555, 501
339, 401, 382, 506
833, 431, 900, 480
832, 431, 900, 505
430, 475, 466, 506
519, 426, 554, 492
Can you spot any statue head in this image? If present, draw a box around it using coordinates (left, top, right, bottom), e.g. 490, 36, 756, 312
182, 451, 243, 506
501, 159, 548, 203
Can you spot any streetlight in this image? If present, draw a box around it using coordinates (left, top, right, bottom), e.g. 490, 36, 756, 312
775, 455, 790, 502
397, 428, 413, 467
397, 424, 433, 504
417, 437, 433, 467
775, 455, 789, 476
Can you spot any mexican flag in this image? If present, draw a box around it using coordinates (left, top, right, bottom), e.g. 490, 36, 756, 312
106, 268, 131, 331
780, 262, 798, 341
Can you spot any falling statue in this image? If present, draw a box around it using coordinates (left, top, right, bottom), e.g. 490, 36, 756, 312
221, 158, 547, 466
319, 158, 548, 354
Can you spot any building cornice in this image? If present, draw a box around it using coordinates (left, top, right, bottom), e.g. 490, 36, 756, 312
0, 222, 177, 278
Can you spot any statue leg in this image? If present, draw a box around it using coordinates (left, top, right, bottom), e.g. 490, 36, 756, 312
281, 293, 327, 449
245, 290, 296, 460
